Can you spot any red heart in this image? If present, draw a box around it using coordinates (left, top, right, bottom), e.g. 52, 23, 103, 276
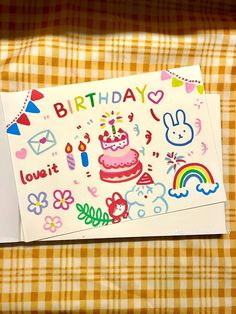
31, 89, 44, 101
17, 113, 30, 126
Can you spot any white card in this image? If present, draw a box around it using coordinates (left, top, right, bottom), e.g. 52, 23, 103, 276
0, 66, 227, 241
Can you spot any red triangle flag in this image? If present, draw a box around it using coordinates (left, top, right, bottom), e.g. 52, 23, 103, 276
17, 113, 30, 126
136, 172, 154, 185
31, 89, 44, 101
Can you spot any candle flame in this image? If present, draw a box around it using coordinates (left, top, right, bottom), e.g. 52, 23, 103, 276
78, 141, 86, 152
65, 143, 73, 153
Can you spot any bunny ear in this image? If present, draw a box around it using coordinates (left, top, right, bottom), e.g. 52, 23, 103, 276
163, 112, 175, 128
176, 109, 186, 124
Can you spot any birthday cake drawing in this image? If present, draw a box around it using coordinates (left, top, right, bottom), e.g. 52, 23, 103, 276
98, 111, 143, 183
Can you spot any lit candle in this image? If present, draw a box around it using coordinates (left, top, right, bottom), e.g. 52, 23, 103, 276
78, 141, 89, 167
65, 143, 75, 170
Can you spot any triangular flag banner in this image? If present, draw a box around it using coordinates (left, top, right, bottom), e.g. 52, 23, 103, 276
197, 85, 204, 95
25, 101, 40, 113
7, 123, 21, 135
160, 70, 172, 81
185, 82, 196, 93
172, 77, 184, 87
17, 113, 30, 126
31, 89, 44, 101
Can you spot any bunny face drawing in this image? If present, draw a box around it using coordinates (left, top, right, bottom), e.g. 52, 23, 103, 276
163, 109, 194, 146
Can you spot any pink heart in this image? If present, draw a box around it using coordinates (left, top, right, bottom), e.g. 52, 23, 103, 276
147, 90, 164, 105
15, 148, 27, 159
108, 119, 115, 125
185, 82, 196, 93
40, 137, 47, 144
160, 71, 172, 80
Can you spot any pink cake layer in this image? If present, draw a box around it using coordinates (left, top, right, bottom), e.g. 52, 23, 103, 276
98, 149, 139, 170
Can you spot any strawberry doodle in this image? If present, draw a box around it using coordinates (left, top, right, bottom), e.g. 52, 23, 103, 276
145, 130, 152, 145
106, 192, 128, 224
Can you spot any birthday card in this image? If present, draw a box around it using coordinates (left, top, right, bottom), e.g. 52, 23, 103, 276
0, 65, 227, 241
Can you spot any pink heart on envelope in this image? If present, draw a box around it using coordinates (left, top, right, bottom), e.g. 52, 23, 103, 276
15, 148, 27, 159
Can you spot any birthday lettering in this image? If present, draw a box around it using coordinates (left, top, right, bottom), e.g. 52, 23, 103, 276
20, 163, 59, 185
53, 85, 164, 118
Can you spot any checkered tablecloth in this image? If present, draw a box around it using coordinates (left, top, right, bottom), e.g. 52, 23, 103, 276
0, 1, 235, 312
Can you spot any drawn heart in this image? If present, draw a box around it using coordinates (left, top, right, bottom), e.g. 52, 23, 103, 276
39, 137, 47, 144
160, 70, 172, 80
15, 148, 27, 159
147, 90, 164, 105
109, 119, 115, 125
31, 89, 44, 101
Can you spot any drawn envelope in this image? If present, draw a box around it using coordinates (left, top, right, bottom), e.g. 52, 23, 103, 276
27, 129, 56, 155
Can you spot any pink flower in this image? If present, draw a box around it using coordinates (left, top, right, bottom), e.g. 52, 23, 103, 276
53, 189, 74, 210
43, 216, 62, 233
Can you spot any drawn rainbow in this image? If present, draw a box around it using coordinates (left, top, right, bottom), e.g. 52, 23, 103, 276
173, 163, 215, 189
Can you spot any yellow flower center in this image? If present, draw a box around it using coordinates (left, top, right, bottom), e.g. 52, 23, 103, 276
36, 201, 41, 207
50, 223, 55, 227
61, 198, 65, 203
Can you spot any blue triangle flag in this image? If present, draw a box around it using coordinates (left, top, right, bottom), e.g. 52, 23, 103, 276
7, 123, 21, 135
25, 101, 40, 113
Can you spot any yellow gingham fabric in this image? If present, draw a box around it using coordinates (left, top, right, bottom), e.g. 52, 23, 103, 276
0, 1, 235, 312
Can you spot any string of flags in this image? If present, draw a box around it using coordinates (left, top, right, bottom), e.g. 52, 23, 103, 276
160, 70, 204, 94
6, 89, 44, 136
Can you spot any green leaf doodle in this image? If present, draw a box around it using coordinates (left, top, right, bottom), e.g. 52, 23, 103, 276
76, 203, 112, 227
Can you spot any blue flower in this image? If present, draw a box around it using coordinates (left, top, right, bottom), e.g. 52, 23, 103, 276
27, 192, 48, 215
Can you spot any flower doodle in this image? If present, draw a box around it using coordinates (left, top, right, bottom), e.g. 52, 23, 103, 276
27, 192, 48, 215
53, 189, 75, 210
43, 216, 62, 233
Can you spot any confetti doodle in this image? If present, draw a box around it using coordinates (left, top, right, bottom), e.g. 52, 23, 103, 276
201, 142, 208, 155
139, 147, 145, 156
65, 143, 76, 170
87, 186, 98, 197
163, 110, 194, 146
52, 152, 57, 157
168, 163, 219, 198
73, 180, 80, 184
74, 135, 79, 140
44, 115, 50, 120
84, 133, 90, 144
87, 119, 94, 125
86, 171, 91, 178
145, 130, 152, 145
188, 151, 194, 157
28, 130, 57, 155
133, 124, 140, 136
194, 118, 202, 135
150, 108, 160, 122
147, 164, 153, 171
128, 112, 134, 122
106, 192, 128, 224
78, 141, 89, 167
165, 152, 186, 174
77, 125, 82, 130
152, 152, 159, 158
194, 98, 204, 109
15, 148, 27, 159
